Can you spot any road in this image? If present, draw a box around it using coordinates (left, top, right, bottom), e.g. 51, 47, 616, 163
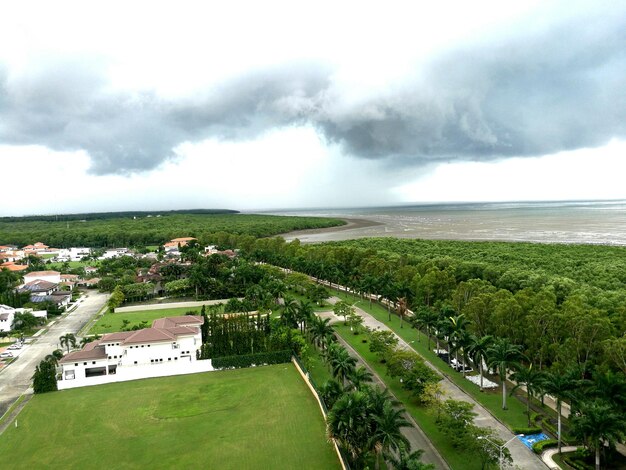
0, 291, 109, 417
326, 298, 547, 470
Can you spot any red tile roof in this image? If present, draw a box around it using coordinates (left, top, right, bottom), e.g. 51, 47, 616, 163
151, 315, 203, 329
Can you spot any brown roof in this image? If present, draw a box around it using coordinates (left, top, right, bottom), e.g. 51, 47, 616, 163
20, 280, 58, 292
151, 315, 203, 329
123, 328, 176, 344
164, 326, 199, 336
60, 345, 108, 363
24, 271, 60, 277
61, 274, 79, 280
171, 237, 196, 242
101, 331, 135, 342
1, 264, 28, 272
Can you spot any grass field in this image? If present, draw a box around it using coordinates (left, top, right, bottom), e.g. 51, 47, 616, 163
89, 307, 206, 334
0, 365, 340, 470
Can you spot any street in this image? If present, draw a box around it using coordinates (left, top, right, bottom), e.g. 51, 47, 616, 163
0, 291, 109, 417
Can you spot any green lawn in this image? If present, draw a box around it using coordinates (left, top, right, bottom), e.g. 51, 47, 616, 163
304, 342, 333, 387
47, 260, 95, 270
89, 307, 207, 334
333, 291, 530, 430
0, 365, 340, 470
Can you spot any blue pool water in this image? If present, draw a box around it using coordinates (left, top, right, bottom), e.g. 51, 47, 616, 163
518, 433, 549, 449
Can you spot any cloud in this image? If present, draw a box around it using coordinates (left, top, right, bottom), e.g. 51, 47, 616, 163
0, 5, 624, 175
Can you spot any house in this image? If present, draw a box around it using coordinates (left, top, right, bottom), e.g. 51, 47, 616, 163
22, 242, 49, 253
29, 292, 71, 308
60, 274, 79, 290
100, 248, 130, 260
0, 262, 28, 272
0, 305, 15, 333
170, 237, 196, 247
19, 279, 59, 297
84, 266, 98, 275
23, 270, 61, 285
58, 315, 205, 385
57, 247, 92, 262
80, 277, 100, 288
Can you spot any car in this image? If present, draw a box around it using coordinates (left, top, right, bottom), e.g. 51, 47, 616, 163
7, 345, 19, 350
0, 352, 14, 358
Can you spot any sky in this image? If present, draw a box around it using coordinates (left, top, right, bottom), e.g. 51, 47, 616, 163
1, 1, 625, 215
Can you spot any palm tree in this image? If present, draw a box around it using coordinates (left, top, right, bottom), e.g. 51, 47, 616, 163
570, 400, 626, 470
318, 379, 344, 410
309, 316, 334, 349
397, 297, 408, 328
44, 354, 59, 366
466, 334, 493, 391
296, 300, 314, 334
386, 447, 434, 470
329, 346, 357, 386
282, 296, 299, 328
348, 366, 373, 391
448, 314, 470, 376
486, 338, 523, 410
420, 307, 440, 351
540, 370, 578, 453
592, 369, 626, 410
327, 391, 371, 465
368, 401, 412, 470
510, 363, 545, 425
59, 333, 77, 354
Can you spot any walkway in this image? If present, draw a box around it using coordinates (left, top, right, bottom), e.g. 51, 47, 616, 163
327, 297, 548, 470
541, 446, 578, 469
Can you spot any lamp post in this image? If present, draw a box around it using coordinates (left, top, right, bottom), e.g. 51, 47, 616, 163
477, 434, 522, 469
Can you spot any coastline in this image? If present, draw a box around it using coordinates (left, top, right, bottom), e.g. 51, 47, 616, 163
280, 218, 383, 240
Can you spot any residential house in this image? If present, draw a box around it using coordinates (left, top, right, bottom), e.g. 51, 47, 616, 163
0, 304, 15, 333
58, 315, 204, 383
23, 270, 61, 285
0, 262, 28, 272
100, 248, 130, 260
57, 247, 92, 262
19, 279, 59, 297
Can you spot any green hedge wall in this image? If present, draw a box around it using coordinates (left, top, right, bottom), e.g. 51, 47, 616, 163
211, 350, 292, 369
532, 439, 558, 454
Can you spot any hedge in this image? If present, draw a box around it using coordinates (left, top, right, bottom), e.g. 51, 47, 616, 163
542, 419, 573, 444
211, 350, 292, 369
532, 439, 558, 454
512, 426, 542, 435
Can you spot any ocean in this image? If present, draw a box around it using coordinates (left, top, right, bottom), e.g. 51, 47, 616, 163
265, 200, 626, 245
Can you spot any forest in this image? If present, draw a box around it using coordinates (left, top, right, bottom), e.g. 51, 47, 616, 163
0, 213, 344, 248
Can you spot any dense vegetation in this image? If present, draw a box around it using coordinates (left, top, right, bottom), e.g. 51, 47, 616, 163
0, 208, 238, 223
0, 213, 344, 247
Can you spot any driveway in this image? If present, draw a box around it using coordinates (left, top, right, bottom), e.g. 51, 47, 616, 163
0, 291, 109, 417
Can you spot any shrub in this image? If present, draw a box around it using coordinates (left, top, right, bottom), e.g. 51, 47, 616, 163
512, 426, 542, 435
532, 439, 558, 454
212, 350, 292, 369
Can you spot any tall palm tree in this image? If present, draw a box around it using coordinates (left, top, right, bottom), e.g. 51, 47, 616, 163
510, 363, 545, 425
448, 314, 470, 376
297, 300, 315, 334
486, 338, 523, 410
327, 391, 371, 465
318, 379, 344, 410
466, 334, 493, 391
59, 333, 77, 354
281, 296, 299, 328
44, 354, 59, 366
540, 370, 578, 453
348, 366, 374, 391
330, 347, 357, 386
397, 297, 408, 328
309, 316, 334, 349
570, 400, 626, 470
369, 401, 412, 470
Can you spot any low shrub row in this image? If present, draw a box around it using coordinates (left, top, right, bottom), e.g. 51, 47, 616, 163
532, 439, 558, 454
212, 350, 292, 369
512, 426, 542, 435
542, 420, 573, 444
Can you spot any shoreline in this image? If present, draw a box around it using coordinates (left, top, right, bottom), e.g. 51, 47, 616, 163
280, 218, 384, 239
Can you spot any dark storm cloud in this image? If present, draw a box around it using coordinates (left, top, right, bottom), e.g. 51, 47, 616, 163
0, 7, 624, 174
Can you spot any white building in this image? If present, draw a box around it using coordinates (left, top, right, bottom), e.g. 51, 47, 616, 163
0, 304, 15, 333
57, 247, 92, 262
22, 270, 61, 285
99, 248, 130, 260
59, 316, 205, 385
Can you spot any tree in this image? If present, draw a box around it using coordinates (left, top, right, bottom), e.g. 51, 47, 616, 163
540, 369, 578, 453
570, 400, 626, 470
11, 312, 42, 332
318, 379, 344, 410
108, 286, 125, 312
368, 401, 412, 470
369, 330, 398, 361
386, 447, 435, 470
33, 359, 58, 394
333, 301, 355, 325
329, 346, 357, 386
59, 333, 77, 354
327, 390, 371, 465
348, 366, 373, 391
466, 334, 493, 391
309, 316, 334, 349
486, 338, 523, 410
347, 311, 364, 334
510, 363, 545, 426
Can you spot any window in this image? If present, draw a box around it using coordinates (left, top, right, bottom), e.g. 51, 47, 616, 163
92, 361, 96, 364
75, 363, 78, 366
108, 356, 111, 360
148, 345, 150, 347
175, 357, 178, 360
168, 358, 171, 361
141, 345, 144, 348
134, 361, 137, 364
83, 362, 87, 365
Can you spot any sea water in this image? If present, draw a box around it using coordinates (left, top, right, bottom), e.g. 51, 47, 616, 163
267, 200, 626, 245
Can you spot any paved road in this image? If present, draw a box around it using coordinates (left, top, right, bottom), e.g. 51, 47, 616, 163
331, 329, 450, 470
326, 298, 547, 470
0, 291, 109, 417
